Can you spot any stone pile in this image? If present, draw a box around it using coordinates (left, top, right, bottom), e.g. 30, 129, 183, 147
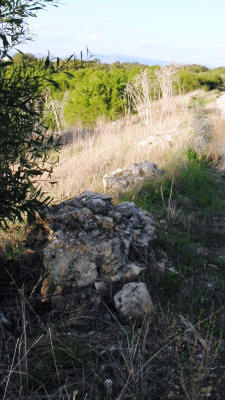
103, 161, 163, 196
40, 191, 157, 318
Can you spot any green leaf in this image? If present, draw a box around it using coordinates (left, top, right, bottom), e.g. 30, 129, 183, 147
63, 71, 74, 78
47, 78, 60, 89
44, 56, 50, 69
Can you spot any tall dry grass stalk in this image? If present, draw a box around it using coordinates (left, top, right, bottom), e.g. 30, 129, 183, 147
155, 64, 181, 121
43, 91, 196, 203
124, 70, 155, 128
44, 91, 69, 135
124, 65, 182, 129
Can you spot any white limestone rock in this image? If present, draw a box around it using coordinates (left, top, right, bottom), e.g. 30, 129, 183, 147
41, 191, 157, 294
103, 161, 163, 195
114, 282, 154, 318
140, 134, 174, 148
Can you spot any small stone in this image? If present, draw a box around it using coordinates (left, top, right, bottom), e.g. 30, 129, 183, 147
201, 386, 213, 396
60, 198, 82, 209
101, 217, 114, 230
111, 263, 145, 282
108, 211, 122, 222
114, 282, 154, 319
104, 378, 113, 395
94, 281, 107, 293
87, 198, 111, 215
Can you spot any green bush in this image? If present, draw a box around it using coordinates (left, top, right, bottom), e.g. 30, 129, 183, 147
176, 66, 224, 93
46, 63, 225, 128
177, 69, 200, 93
50, 68, 135, 127
197, 71, 223, 90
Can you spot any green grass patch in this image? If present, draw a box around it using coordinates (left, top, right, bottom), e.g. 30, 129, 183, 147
3, 242, 24, 262
190, 94, 215, 108
118, 149, 225, 320
119, 150, 225, 215
118, 176, 171, 216
50, 337, 95, 368
158, 271, 182, 298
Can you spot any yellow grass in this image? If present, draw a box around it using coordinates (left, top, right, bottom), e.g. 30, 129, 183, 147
42, 90, 225, 203
207, 102, 225, 166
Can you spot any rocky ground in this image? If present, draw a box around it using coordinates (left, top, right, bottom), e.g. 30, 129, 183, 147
1, 91, 225, 400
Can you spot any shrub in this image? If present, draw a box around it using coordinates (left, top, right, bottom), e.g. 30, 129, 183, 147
55, 68, 130, 127
177, 70, 200, 93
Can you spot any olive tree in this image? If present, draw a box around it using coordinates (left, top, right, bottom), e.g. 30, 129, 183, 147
0, 0, 61, 228
0, 1, 59, 59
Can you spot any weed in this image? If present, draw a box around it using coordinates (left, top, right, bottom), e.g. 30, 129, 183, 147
190, 93, 215, 109
3, 242, 24, 262
176, 161, 225, 211
51, 336, 94, 368
186, 148, 209, 166
118, 176, 171, 216
158, 271, 182, 298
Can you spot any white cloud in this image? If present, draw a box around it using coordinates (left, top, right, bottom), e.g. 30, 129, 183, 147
86, 34, 101, 42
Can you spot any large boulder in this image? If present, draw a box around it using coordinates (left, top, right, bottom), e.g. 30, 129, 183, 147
42, 191, 156, 294
103, 161, 163, 195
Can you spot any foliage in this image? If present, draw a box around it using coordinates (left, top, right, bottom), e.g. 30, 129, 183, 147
13, 51, 38, 66
176, 69, 200, 92
45, 62, 225, 129
48, 67, 140, 127
0, 0, 58, 59
177, 65, 224, 93
0, 0, 60, 228
0, 62, 60, 227
197, 70, 223, 90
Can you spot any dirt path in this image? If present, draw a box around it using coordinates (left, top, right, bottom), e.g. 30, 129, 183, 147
216, 92, 225, 118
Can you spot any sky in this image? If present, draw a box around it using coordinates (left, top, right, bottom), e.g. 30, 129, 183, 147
18, 0, 225, 67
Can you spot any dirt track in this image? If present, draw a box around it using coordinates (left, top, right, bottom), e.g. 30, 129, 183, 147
216, 93, 225, 118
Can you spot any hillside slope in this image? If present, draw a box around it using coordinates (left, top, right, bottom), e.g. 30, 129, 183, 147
1, 89, 225, 400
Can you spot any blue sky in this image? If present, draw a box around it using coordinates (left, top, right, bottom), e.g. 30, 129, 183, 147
18, 0, 225, 66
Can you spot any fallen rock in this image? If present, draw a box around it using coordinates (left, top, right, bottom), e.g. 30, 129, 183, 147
103, 161, 163, 195
140, 134, 174, 148
114, 282, 154, 318
41, 191, 156, 294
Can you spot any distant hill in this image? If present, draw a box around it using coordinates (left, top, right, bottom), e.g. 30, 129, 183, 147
13, 50, 219, 68
93, 53, 170, 66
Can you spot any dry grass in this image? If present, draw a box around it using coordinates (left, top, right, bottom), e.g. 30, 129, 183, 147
2, 89, 225, 400
0, 223, 25, 259
43, 91, 202, 203
1, 293, 222, 400
207, 110, 225, 166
